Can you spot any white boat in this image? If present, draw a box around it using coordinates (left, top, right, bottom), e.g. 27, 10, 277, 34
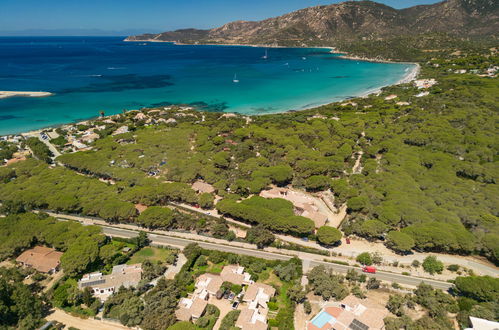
233, 74, 239, 83
302, 57, 307, 60
262, 49, 268, 59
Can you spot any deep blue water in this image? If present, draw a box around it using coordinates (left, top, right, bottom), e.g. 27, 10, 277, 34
0, 37, 413, 135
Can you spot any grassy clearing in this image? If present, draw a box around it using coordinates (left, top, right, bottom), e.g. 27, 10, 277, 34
127, 247, 172, 264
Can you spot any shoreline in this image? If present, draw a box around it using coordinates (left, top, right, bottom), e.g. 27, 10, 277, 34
0, 91, 53, 99
1, 62, 419, 136
1, 42, 419, 137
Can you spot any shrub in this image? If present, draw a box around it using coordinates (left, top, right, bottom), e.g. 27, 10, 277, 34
356, 252, 373, 266
422, 256, 444, 275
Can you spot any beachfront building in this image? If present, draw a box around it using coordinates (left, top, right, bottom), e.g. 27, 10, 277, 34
78, 264, 142, 301
236, 282, 276, 330
307, 295, 389, 330
15, 246, 63, 274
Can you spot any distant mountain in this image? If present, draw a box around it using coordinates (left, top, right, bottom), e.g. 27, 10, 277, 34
126, 0, 498, 46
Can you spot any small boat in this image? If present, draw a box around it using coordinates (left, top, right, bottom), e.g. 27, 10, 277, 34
262, 49, 268, 59
233, 74, 239, 83
302, 57, 307, 60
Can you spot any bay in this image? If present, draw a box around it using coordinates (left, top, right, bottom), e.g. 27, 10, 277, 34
0, 36, 414, 135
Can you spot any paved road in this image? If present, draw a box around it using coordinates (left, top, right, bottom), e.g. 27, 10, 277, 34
101, 226, 453, 290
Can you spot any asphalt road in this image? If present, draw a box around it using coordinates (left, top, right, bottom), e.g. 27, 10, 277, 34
102, 226, 453, 290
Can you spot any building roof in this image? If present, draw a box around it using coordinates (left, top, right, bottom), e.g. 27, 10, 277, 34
196, 273, 223, 294
467, 316, 499, 330
79, 263, 142, 290
176, 297, 208, 321
15, 246, 63, 273
220, 265, 252, 285
191, 181, 215, 194
307, 296, 389, 330
243, 283, 276, 303
235, 308, 268, 330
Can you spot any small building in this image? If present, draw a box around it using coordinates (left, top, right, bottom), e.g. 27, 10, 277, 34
78, 264, 142, 301
242, 283, 276, 309
16, 246, 63, 274
195, 273, 224, 297
176, 297, 208, 321
134, 113, 147, 121
80, 132, 99, 143
414, 78, 437, 89
415, 91, 430, 98
220, 265, 253, 286
192, 181, 215, 194
72, 140, 88, 150
235, 307, 268, 330
112, 125, 129, 136
236, 282, 276, 330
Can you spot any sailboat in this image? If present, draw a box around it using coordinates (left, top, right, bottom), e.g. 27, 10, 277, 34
262, 49, 268, 59
233, 74, 239, 83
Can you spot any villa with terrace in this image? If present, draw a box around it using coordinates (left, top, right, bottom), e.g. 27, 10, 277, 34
307, 295, 389, 330
236, 282, 276, 330
78, 264, 142, 301
176, 265, 253, 322
220, 265, 253, 285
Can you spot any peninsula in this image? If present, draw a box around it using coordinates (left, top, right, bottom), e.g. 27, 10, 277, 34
0, 91, 53, 99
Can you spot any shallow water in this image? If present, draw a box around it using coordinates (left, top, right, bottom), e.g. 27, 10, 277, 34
0, 37, 413, 135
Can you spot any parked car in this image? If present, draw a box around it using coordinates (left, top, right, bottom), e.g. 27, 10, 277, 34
231, 301, 239, 309
228, 293, 235, 300
216, 289, 225, 300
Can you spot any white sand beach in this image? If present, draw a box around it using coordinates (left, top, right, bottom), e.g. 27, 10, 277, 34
0, 91, 53, 99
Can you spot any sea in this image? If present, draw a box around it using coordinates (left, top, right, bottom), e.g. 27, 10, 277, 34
0, 36, 414, 135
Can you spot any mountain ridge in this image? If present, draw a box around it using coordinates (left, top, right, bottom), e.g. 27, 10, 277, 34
126, 0, 498, 47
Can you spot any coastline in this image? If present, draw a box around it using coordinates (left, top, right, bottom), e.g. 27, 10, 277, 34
0, 91, 53, 99
1, 42, 419, 137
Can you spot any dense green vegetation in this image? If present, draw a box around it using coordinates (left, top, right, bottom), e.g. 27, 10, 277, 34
0, 39, 497, 263
0, 267, 46, 329
385, 275, 499, 329
0, 141, 18, 161
216, 196, 314, 235
25, 137, 52, 163
0, 213, 106, 276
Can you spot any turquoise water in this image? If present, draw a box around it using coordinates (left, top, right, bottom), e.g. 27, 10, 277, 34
311, 310, 334, 328
0, 37, 413, 135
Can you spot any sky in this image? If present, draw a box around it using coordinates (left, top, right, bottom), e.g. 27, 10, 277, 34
0, 0, 442, 36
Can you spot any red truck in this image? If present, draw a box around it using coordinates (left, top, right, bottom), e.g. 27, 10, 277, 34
362, 266, 376, 274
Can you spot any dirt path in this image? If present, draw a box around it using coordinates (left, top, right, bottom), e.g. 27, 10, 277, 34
164, 253, 187, 280
45, 308, 131, 330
